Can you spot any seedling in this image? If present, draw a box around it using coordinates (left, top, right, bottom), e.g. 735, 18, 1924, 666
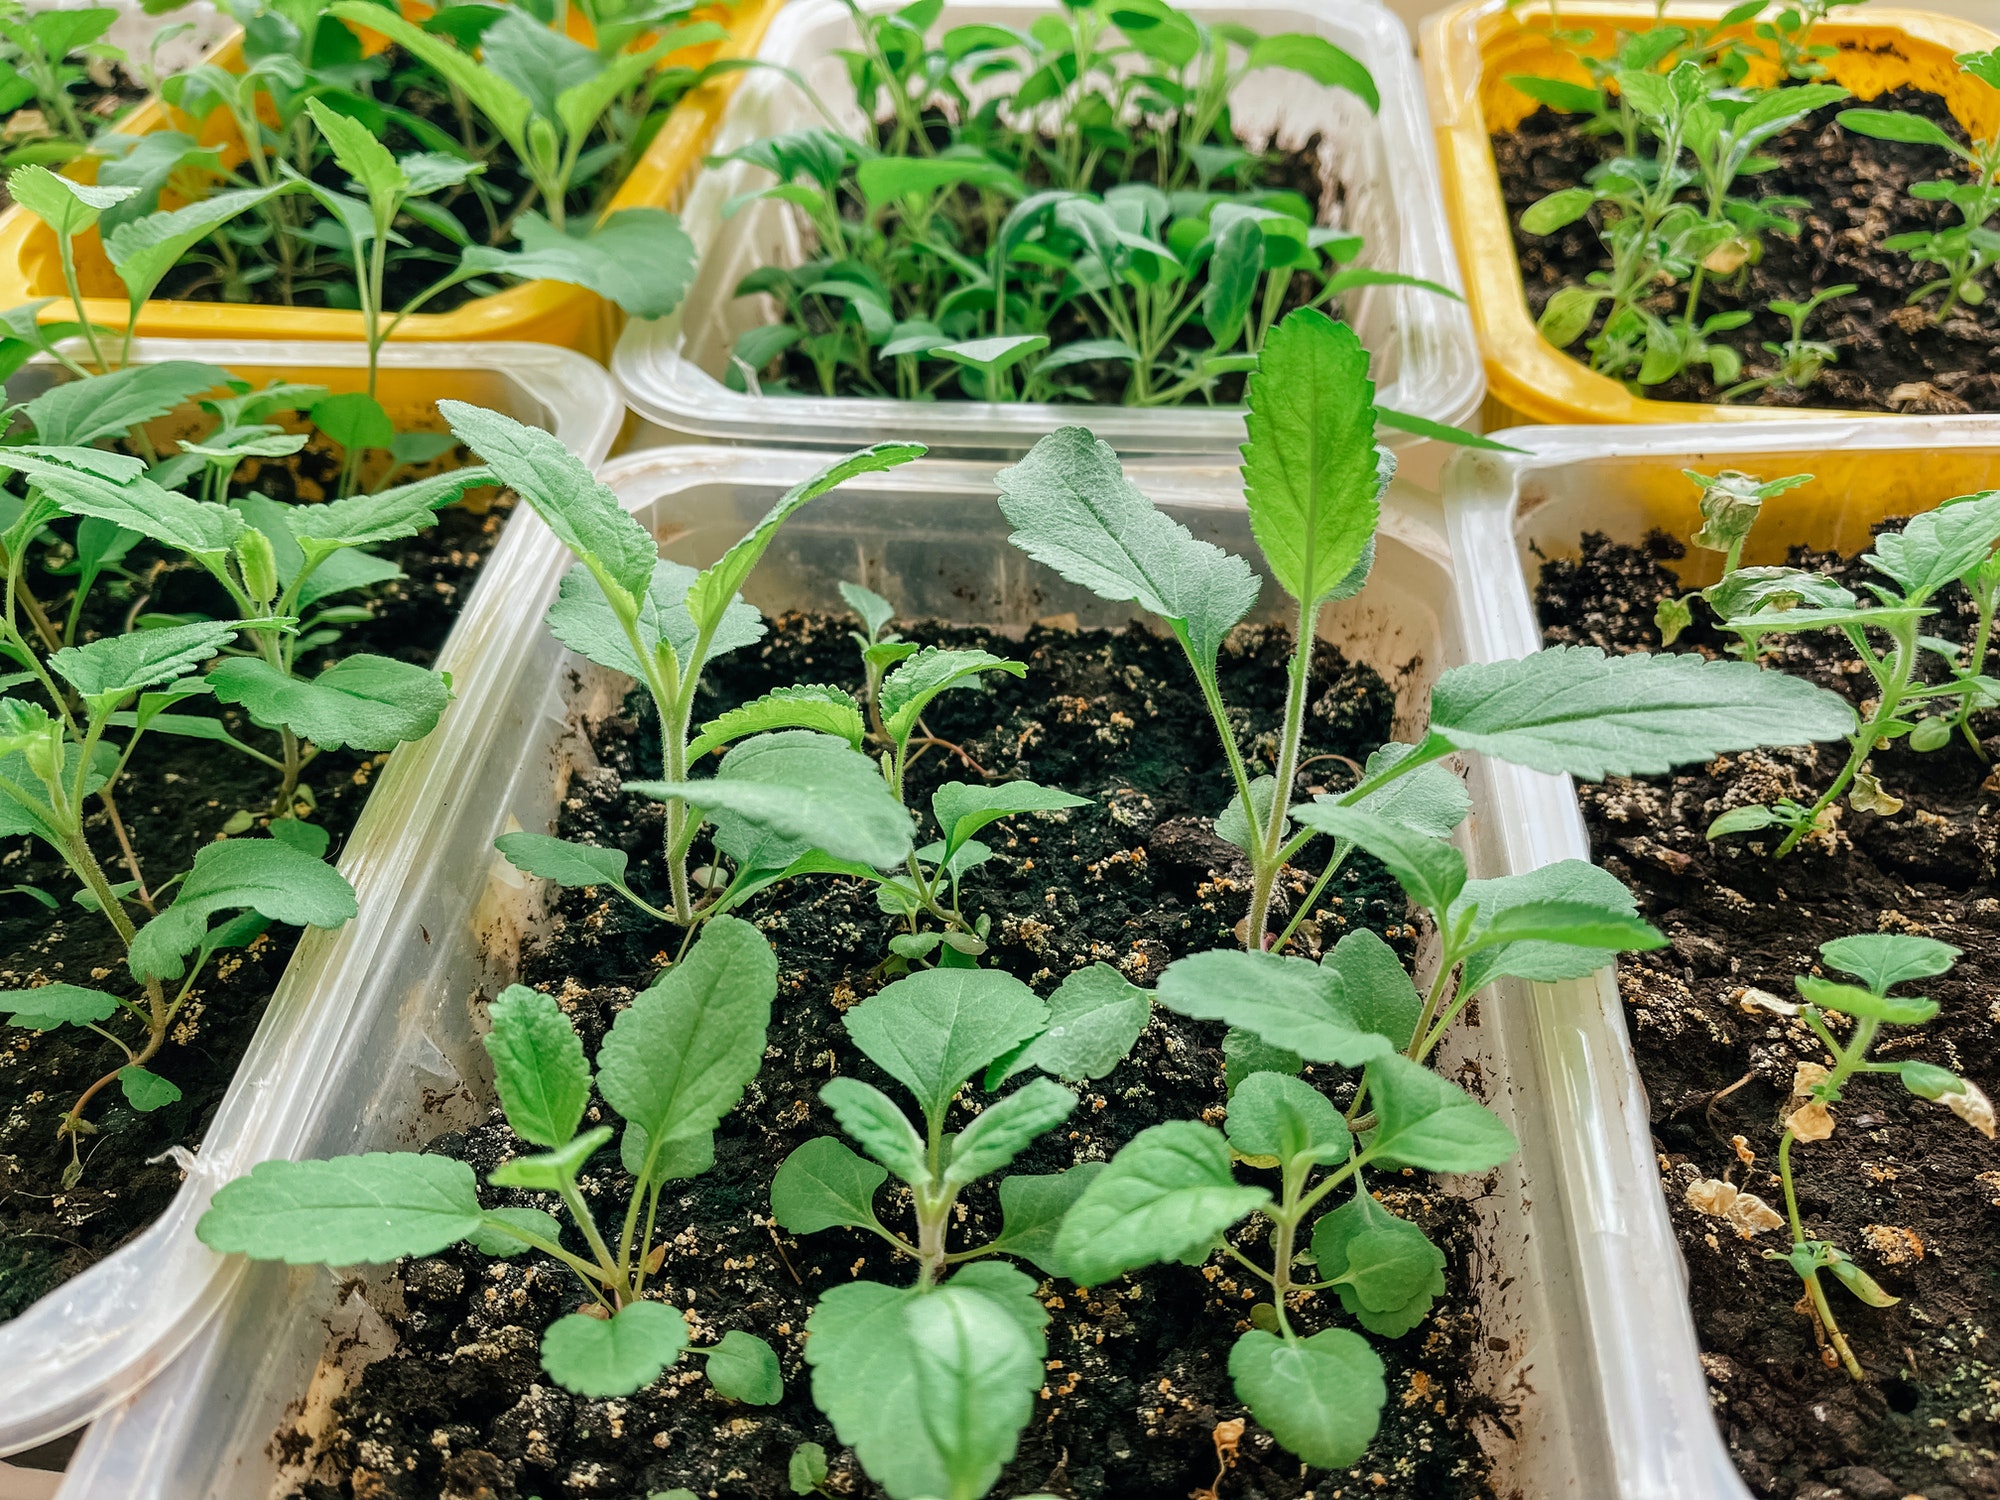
1840, 51, 2000, 321
1664, 475, 2000, 852
769, 966, 1106, 1500
199, 917, 786, 1403
1718, 283, 1855, 402
0, 0, 123, 164
1761, 933, 1991, 1379
999, 305, 1858, 951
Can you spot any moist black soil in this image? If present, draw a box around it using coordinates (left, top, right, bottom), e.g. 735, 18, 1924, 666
766, 127, 1350, 407
0, 439, 508, 1322
283, 615, 1503, 1500
1497, 82, 2000, 413
1539, 532, 2000, 1499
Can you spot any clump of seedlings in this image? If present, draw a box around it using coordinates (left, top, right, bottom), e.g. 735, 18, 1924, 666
198, 917, 787, 1404
1708, 934, 1992, 1379
718, 0, 1470, 419
0, 0, 130, 167
1647, 466, 2000, 854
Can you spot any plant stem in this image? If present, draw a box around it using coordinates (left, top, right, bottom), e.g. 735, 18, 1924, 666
1776, 615, 1918, 856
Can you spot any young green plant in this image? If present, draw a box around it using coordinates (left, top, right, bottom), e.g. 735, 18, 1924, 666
198, 916, 786, 1404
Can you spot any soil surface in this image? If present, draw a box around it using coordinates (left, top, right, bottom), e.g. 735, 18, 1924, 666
1497, 82, 2000, 413
0, 438, 507, 1322
765, 128, 1352, 407
282, 615, 1503, 1500
1538, 531, 2000, 1499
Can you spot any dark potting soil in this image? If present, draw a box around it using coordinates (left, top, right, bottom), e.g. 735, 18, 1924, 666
1538, 532, 2000, 1499
1496, 83, 2000, 413
766, 129, 1351, 407
282, 614, 1502, 1500
0, 439, 509, 1323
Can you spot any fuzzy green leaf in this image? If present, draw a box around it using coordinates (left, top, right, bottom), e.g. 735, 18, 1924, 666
540, 1301, 688, 1398
1225, 1072, 1350, 1168
1424, 646, 1857, 779
843, 968, 1048, 1125
288, 467, 495, 550
1311, 1186, 1446, 1336
8, 164, 132, 235
945, 1077, 1075, 1188
130, 837, 357, 982
1866, 492, 2000, 601
1794, 974, 1938, 1025
1228, 1328, 1385, 1469
1364, 1053, 1517, 1172
208, 654, 450, 752
6, 447, 242, 556
468, 1206, 564, 1257
106, 184, 293, 312
484, 985, 590, 1150
1157, 948, 1400, 1067
3, 981, 119, 1030
488, 1124, 614, 1191
880, 647, 1025, 746
1453, 859, 1658, 992
461, 209, 699, 320
1240, 309, 1385, 607
1324, 929, 1421, 1051
50, 619, 239, 706
594, 915, 776, 1181
907, 1279, 1045, 1499
493, 833, 631, 892
196, 1152, 482, 1263
821, 1076, 929, 1185
1289, 803, 1465, 914
932, 778, 1090, 859
771, 1134, 889, 1233
1818, 933, 1959, 993
688, 684, 865, 761
705, 1330, 783, 1405
119, 1065, 181, 1112
1340, 741, 1471, 837
988, 1164, 1105, 1276
546, 558, 764, 682
1053, 1121, 1271, 1284
996, 426, 1261, 670
23, 363, 231, 449
1000, 963, 1149, 1084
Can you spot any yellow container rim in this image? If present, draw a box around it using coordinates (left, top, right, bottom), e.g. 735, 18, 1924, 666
0, 0, 788, 361
1421, 0, 2000, 427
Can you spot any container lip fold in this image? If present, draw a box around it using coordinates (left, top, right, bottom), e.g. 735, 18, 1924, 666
0, 339, 621, 1459
614, 0, 1484, 456
1423, 0, 2000, 430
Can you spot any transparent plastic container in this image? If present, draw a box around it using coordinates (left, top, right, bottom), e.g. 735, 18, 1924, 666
0, 338, 622, 1458
67, 445, 1670, 1500
612, 0, 1483, 460
1438, 414, 2000, 1500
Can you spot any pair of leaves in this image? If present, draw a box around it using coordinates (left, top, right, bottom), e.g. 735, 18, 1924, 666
1157, 928, 1420, 1066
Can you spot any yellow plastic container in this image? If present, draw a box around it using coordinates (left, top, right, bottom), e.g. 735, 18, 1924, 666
1422, 0, 2000, 429
0, 0, 788, 363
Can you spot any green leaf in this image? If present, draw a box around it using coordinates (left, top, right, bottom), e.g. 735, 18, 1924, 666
840, 580, 896, 636
1521, 186, 1596, 235
880, 647, 1024, 745
843, 968, 1048, 1125
945, 1077, 1075, 1188
1794, 973, 1938, 1025
3, 982, 119, 1030
685, 444, 926, 639
460, 209, 698, 320
1508, 74, 1604, 113
1288, 803, 1465, 915
1324, 929, 1421, 1051
936, 334, 1049, 378
1202, 215, 1264, 348
821, 1076, 929, 1185
440, 402, 656, 609
1000, 963, 1149, 1084
1226, 1071, 1350, 1169
10, 452, 241, 561
105, 184, 293, 312
1423, 646, 1856, 780
932, 779, 1090, 859
1241, 309, 1385, 607
1818, 933, 1958, 993
1838, 107, 1964, 153
540, 1301, 689, 1398
1865, 493, 2000, 601
311, 392, 396, 453
1452, 859, 1658, 992
1216, 774, 1281, 854
1228, 1327, 1385, 1468
1157, 948, 1401, 1066
595, 916, 776, 1181
493, 833, 632, 892
306, 95, 410, 221
1536, 285, 1602, 348
996, 426, 1261, 671
987, 1164, 1106, 1276
705, 1330, 782, 1405
489, 1124, 615, 1190
1053, 1121, 1271, 1285
207, 654, 450, 752
856, 155, 1020, 207
49, 619, 239, 707
546, 559, 763, 682
23, 362, 231, 448
689, 684, 865, 760
468, 1205, 564, 1257
1340, 743, 1471, 838
636, 732, 913, 870
1311, 1186, 1445, 1336
1364, 1053, 1517, 1172
790, 1442, 829, 1496
1245, 32, 1378, 109
8, 164, 133, 236
804, 1268, 1045, 1500
771, 1134, 889, 1233
119, 1065, 182, 1112
288, 470, 487, 554
1895, 1059, 1966, 1102
1703, 565, 1856, 621
1824, 1249, 1899, 1308
130, 838, 357, 982
328, 1, 531, 151
196, 1152, 482, 1263
1707, 804, 1781, 839
484, 985, 590, 1150
1224, 1026, 1304, 1093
